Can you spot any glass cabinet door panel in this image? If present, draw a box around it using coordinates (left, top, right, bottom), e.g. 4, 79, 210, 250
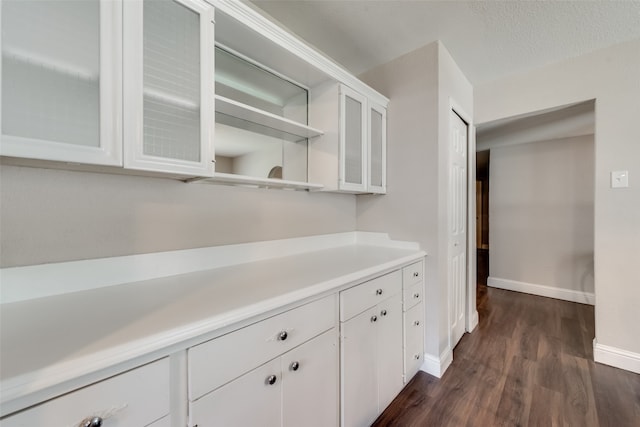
369, 103, 386, 193
343, 94, 364, 186
143, 0, 201, 162
2, 0, 100, 148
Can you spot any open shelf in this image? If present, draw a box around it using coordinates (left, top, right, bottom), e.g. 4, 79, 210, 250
194, 172, 323, 191
215, 95, 323, 143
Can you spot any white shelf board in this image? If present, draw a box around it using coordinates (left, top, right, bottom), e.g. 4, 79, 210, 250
215, 95, 323, 142
195, 172, 323, 190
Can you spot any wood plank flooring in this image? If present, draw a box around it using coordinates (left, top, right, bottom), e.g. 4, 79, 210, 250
373, 285, 640, 427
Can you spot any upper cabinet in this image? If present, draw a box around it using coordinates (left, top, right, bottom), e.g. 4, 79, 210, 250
0, 0, 122, 166
1, 0, 388, 190
308, 84, 387, 194
123, 0, 214, 176
1, 0, 214, 177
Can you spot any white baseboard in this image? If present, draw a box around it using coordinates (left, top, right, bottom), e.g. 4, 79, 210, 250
421, 347, 453, 378
488, 277, 595, 305
593, 339, 640, 374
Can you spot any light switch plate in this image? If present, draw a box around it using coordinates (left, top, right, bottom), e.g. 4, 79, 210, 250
611, 170, 629, 188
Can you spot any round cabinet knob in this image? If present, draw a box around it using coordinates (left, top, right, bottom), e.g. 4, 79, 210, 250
290, 361, 300, 371
376, 289, 383, 296
414, 320, 421, 326
413, 272, 419, 277
266, 375, 277, 385
413, 293, 420, 299
414, 354, 421, 360
380, 309, 388, 316
278, 331, 288, 341
81, 417, 103, 427
370, 315, 378, 323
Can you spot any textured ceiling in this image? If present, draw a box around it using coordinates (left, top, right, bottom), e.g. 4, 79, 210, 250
250, 0, 640, 85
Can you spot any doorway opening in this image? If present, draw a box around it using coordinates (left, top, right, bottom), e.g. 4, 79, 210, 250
475, 150, 490, 307
474, 99, 596, 314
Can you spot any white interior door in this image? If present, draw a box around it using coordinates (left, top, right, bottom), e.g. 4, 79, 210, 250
449, 110, 468, 348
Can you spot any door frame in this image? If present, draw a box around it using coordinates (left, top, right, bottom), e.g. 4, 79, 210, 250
448, 99, 479, 350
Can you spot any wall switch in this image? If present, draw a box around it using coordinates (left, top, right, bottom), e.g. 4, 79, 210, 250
611, 170, 629, 188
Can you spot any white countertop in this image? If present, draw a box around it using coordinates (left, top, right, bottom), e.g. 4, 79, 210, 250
0, 241, 425, 415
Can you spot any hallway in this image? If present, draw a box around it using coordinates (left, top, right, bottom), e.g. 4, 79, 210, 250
372, 286, 640, 426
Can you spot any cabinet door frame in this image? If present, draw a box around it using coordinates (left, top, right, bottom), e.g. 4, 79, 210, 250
338, 84, 367, 193
367, 101, 387, 194
123, 0, 214, 177
0, 0, 123, 166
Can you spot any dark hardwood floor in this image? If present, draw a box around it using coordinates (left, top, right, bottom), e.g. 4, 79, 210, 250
373, 282, 640, 426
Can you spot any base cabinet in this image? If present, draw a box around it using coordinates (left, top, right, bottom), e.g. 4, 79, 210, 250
190, 329, 337, 427
340, 272, 404, 427
0, 359, 170, 427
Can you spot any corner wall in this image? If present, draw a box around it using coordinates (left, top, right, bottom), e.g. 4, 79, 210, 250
475, 39, 640, 371
357, 41, 474, 374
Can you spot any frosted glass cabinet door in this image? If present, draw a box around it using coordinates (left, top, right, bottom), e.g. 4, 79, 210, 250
368, 102, 387, 194
339, 85, 367, 192
0, 0, 122, 165
123, 0, 214, 176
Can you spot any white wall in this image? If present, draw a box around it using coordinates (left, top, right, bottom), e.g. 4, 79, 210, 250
475, 39, 640, 362
357, 41, 474, 372
0, 165, 355, 267
489, 135, 595, 300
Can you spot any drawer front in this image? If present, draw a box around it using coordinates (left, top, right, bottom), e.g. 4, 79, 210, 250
340, 270, 401, 321
403, 281, 424, 311
2, 359, 170, 427
189, 294, 336, 400
404, 302, 424, 382
402, 260, 424, 287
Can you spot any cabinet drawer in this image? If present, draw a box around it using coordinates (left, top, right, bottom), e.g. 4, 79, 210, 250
404, 302, 424, 382
188, 295, 336, 400
340, 270, 401, 321
402, 260, 424, 287
2, 358, 170, 427
403, 281, 424, 311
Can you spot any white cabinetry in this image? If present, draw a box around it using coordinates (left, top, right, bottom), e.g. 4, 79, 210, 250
309, 83, 387, 194
340, 271, 403, 427
1, 0, 214, 177
123, 0, 214, 176
0, 0, 122, 166
1, 358, 170, 427
188, 295, 338, 427
402, 260, 425, 382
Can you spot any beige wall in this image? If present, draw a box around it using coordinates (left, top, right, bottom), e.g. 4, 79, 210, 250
475, 39, 640, 355
0, 165, 355, 267
489, 135, 595, 294
358, 41, 474, 362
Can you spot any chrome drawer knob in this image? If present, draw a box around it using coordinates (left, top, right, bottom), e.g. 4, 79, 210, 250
413, 293, 420, 299
278, 331, 288, 341
290, 361, 300, 371
370, 315, 378, 323
376, 289, 383, 296
414, 320, 420, 326
380, 309, 388, 316
81, 417, 103, 427
413, 272, 419, 277
266, 375, 277, 385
